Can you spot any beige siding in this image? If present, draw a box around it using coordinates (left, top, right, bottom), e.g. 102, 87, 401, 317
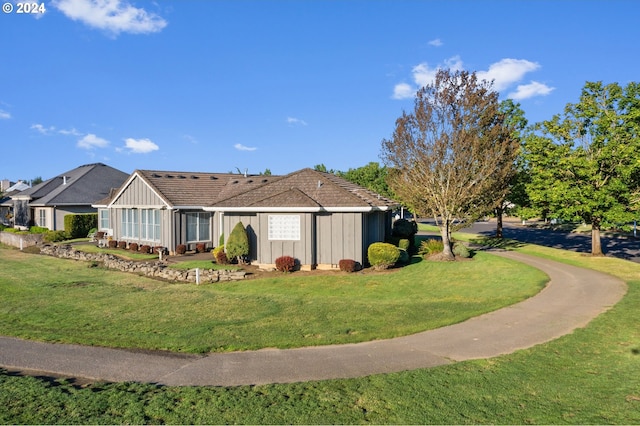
112, 176, 166, 207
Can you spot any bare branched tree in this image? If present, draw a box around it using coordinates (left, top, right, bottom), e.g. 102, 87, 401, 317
381, 69, 518, 259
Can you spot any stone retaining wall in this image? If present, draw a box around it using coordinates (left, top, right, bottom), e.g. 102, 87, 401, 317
40, 244, 246, 283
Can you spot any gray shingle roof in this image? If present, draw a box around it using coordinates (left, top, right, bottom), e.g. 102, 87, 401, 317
16, 163, 129, 206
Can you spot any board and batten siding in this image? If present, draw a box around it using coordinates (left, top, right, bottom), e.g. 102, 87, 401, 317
254, 213, 314, 267
222, 213, 259, 261
315, 212, 363, 267
111, 176, 166, 207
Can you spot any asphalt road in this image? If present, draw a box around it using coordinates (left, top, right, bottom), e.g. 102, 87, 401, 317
421, 218, 640, 263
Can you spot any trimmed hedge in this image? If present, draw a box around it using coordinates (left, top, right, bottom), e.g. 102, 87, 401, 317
226, 221, 249, 263
64, 213, 98, 239
367, 242, 400, 270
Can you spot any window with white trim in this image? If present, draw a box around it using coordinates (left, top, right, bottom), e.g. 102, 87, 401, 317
99, 209, 109, 230
121, 208, 139, 238
186, 212, 210, 242
140, 209, 161, 241
38, 209, 47, 228
268, 215, 300, 240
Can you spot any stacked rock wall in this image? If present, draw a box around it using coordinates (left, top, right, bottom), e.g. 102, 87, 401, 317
40, 244, 246, 283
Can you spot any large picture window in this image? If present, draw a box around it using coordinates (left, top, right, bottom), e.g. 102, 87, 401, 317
121, 208, 139, 238
268, 215, 300, 240
140, 209, 161, 241
186, 212, 210, 242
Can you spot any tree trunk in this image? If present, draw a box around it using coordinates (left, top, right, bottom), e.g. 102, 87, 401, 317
440, 219, 455, 260
495, 206, 504, 239
591, 223, 604, 256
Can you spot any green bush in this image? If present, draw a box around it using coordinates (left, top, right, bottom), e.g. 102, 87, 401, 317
397, 249, 410, 265
87, 227, 97, 237
419, 239, 444, 257
43, 230, 68, 243
218, 233, 224, 246
392, 218, 417, 238
398, 238, 410, 251
29, 226, 49, 234
211, 245, 225, 260
226, 221, 249, 263
64, 213, 98, 239
367, 242, 400, 270
453, 242, 471, 258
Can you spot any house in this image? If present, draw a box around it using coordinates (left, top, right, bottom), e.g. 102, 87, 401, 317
10, 163, 129, 231
101, 168, 398, 269
0, 181, 30, 225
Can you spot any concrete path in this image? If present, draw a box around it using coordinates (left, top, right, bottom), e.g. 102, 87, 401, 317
0, 251, 626, 386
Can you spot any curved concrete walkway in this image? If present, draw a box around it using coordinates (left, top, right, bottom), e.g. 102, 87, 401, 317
0, 251, 627, 386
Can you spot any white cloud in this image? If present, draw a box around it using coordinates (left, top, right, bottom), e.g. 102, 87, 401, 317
31, 123, 56, 134
52, 0, 167, 35
393, 56, 550, 100
392, 82, 415, 100
392, 56, 464, 99
77, 133, 109, 149
123, 137, 159, 153
0, 110, 11, 120
286, 117, 308, 126
508, 81, 555, 100
428, 38, 443, 47
59, 127, 82, 136
476, 58, 540, 91
234, 143, 257, 152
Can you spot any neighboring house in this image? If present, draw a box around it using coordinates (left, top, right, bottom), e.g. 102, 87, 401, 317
102, 168, 398, 269
0, 181, 30, 226
10, 163, 129, 231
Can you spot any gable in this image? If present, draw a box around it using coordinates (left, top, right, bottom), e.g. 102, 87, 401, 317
109, 172, 170, 208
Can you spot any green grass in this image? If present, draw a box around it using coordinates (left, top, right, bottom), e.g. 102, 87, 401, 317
0, 247, 544, 353
72, 243, 159, 261
167, 259, 242, 271
1, 244, 639, 423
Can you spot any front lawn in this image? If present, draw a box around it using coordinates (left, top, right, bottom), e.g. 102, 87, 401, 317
0, 247, 545, 353
0, 243, 638, 424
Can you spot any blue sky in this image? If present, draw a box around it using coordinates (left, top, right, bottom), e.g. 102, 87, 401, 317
1, 0, 639, 182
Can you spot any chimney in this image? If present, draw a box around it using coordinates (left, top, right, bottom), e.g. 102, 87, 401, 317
63, 176, 67, 185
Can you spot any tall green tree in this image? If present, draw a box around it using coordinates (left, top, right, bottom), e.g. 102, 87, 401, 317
337, 162, 393, 199
522, 81, 640, 255
381, 69, 518, 259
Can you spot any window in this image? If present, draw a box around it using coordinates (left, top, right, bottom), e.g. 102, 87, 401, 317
99, 209, 109, 230
38, 209, 47, 228
140, 209, 161, 241
186, 212, 210, 242
268, 215, 300, 240
121, 209, 139, 238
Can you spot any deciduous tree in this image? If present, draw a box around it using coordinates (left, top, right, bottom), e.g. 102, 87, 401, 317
381, 69, 518, 259
522, 81, 640, 255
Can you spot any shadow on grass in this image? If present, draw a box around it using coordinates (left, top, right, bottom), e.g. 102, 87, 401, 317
469, 237, 526, 251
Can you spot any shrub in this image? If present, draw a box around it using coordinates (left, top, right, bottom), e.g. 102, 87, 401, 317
43, 230, 68, 243
215, 250, 228, 265
219, 233, 224, 246
419, 239, 444, 257
29, 226, 49, 234
338, 259, 358, 272
211, 245, 225, 260
226, 221, 249, 263
64, 213, 98, 239
108, 240, 118, 249
139, 245, 151, 254
398, 238, 410, 251
87, 227, 97, 237
453, 242, 471, 258
129, 242, 139, 252
196, 243, 206, 253
117, 241, 127, 249
392, 218, 417, 238
275, 255, 296, 272
176, 244, 187, 255
397, 249, 410, 265
367, 242, 400, 270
